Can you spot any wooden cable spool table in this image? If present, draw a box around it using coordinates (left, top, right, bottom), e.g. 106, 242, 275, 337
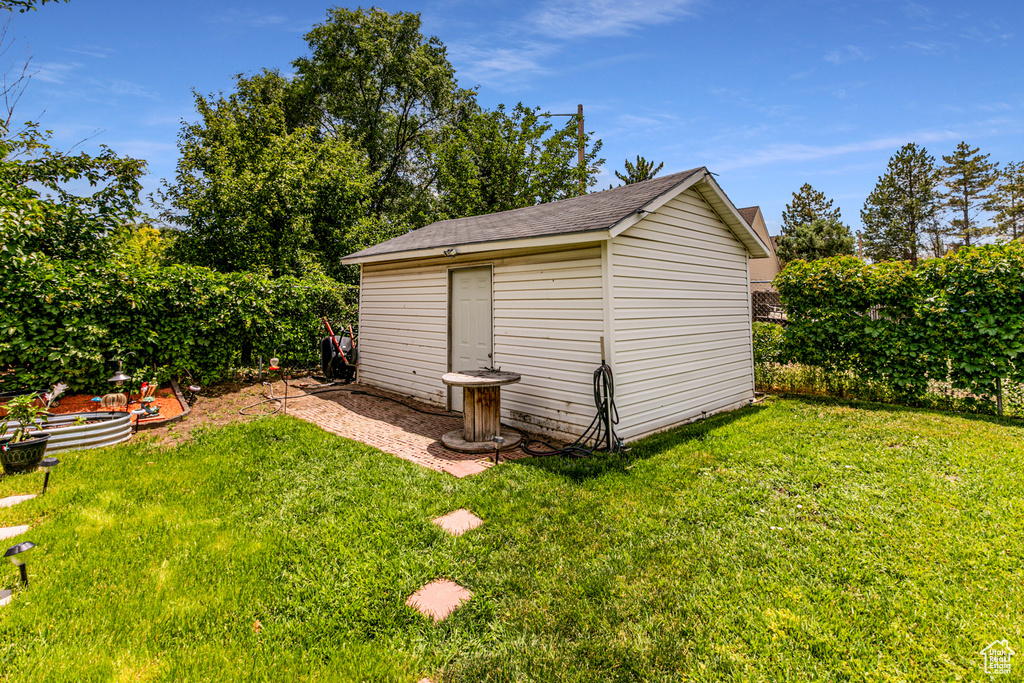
441, 370, 522, 454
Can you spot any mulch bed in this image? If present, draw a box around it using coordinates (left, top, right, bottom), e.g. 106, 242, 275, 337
42, 388, 184, 426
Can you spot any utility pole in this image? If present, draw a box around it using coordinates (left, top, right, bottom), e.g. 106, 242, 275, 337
578, 104, 585, 193
543, 104, 586, 194
577, 103, 584, 168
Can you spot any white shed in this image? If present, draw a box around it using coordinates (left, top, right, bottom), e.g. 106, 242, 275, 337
341, 168, 770, 443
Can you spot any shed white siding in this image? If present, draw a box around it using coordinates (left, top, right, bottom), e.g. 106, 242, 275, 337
493, 247, 604, 441
610, 187, 754, 441
357, 247, 605, 440
357, 262, 449, 406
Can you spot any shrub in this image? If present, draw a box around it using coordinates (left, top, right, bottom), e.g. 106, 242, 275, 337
0, 259, 356, 394
752, 322, 784, 365
773, 242, 1024, 410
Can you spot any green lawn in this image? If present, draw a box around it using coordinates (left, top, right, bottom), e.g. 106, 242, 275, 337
0, 397, 1021, 682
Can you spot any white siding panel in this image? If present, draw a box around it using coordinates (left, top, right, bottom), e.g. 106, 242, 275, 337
611, 187, 754, 441
493, 247, 605, 441
357, 263, 449, 406
358, 247, 607, 438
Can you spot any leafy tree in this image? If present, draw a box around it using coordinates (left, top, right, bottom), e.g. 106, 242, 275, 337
940, 141, 998, 247
108, 223, 169, 268
292, 7, 476, 224
431, 102, 604, 220
0, 0, 64, 12
988, 160, 1024, 241
160, 70, 385, 284
781, 183, 842, 233
775, 217, 855, 263
0, 122, 146, 264
614, 155, 663, 185
860, 143, 940, 266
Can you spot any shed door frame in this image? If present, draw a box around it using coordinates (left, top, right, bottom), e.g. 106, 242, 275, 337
447, 264, 494, 411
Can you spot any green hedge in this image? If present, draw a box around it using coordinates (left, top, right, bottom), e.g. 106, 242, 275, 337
774, 242, 1024, 406
1, 259, 356, 394
752, 322, 784, 365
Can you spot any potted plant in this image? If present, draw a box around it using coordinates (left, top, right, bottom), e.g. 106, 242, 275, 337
0, 384, 65, 474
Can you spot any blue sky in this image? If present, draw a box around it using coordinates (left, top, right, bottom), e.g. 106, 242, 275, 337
11, 0, 1023, 234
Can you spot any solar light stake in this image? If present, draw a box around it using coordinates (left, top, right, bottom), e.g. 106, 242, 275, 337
107, 362, 131, 386
4, 541, 35, 587
39, 457, 59, 493
492, 435, 505, 465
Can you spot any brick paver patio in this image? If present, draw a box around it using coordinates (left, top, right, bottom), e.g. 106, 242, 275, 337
288, 383, 530, 477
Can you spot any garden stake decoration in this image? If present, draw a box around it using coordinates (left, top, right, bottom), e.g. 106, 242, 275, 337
39, 457, 59, 493
108, 363, 132, 414
4, 541, 35, 586
107, 352, 138, 412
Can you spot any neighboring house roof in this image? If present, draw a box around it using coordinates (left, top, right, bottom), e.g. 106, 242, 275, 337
737, 206, 760, 228
343, 168, 770, 264
738, 205, 783, 282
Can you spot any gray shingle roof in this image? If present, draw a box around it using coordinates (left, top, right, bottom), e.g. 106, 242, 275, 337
344, 168, 704, 261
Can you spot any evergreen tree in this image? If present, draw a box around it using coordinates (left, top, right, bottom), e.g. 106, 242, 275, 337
860, 143, 940, 266
940, 141, 998, 247
988, 161, 1024, 241
775, 217, 855, 263
781, 183, 842, 233
922, 215, 946, 258
777, 184, 850, 263
614, 155, 663, 185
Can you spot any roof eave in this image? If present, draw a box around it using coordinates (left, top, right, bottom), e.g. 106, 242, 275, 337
693, 175, 771, 258
341, 229, 612, 265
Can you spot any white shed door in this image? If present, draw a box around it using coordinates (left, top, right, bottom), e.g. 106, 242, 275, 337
450, 266, 492, 412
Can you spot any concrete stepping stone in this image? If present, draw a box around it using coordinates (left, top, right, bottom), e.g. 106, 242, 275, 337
0, 495, 35, 509
440, 460, 489, 478
406, 579, 472, 622
0, 525, 29, 541
0, 590, 10, 608
432, 509, 483, 537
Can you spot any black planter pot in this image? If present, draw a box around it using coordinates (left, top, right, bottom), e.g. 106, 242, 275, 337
0, 433, 50, 474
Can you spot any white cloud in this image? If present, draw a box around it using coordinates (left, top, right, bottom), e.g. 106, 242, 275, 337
448, 42, 554, 88
824, 45, 866, 65
65, 46, 115, 59
711, 129, 963, 171
34, 61, 82, 84
100, 79, 160, 100
105, 138, 177, 161
529, 0, 697, 39
904, 40, 952, 55
902, 1, 934, 20
209, 10, 288, 28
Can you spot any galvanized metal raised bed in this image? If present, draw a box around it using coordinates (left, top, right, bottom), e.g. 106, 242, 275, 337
2, 412, 132, 454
